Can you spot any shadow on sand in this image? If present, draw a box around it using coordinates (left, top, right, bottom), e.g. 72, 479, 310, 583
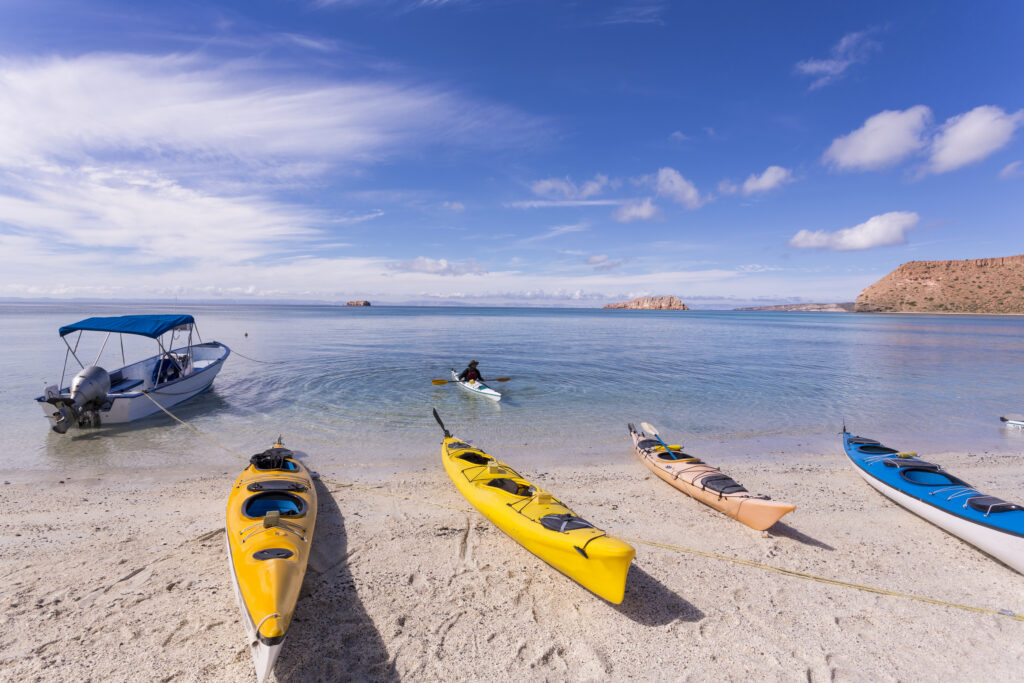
276, 480, 398, 682
612, 564, 705, 625
766, 521, 835, 551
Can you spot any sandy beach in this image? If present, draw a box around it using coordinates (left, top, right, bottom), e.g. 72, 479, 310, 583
1, 443, 1021, 682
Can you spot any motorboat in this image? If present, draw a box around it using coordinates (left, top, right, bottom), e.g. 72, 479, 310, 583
36, 314, 230, 433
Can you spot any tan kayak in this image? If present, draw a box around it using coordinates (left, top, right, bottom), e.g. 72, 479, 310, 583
628, 423, 795, 530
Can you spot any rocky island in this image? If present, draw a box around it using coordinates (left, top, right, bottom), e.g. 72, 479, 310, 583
735, 303, 855, 312
603, 295, 689, 310
346, 300, 371, 307
856, 254, 1024, 314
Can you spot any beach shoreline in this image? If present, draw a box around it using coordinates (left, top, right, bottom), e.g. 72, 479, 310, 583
2, 447, 1021, 681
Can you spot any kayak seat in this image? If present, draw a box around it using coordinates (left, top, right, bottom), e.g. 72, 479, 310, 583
456, 452, 490, 465
247, 480, 308, 493
700, 475, 748, 496
540, 514, 595, 532
965, 496, 1023, 515
847, 436, 881, 445
244, 492, 307, 518
856, 445, 899, 455
486, 478, 534, 497
882, 458, 940, 471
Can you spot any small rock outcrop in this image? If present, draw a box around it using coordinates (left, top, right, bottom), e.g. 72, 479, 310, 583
735, 303, 855, 312
346, 300, 371, 307
603, 295, 689, 310
855, 254, 1024, 313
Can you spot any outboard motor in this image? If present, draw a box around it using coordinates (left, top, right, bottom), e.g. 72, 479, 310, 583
49, 365, 111, 433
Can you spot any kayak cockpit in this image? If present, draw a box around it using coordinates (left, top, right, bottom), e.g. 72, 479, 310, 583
486, 477, 536, 497
243, 492, 308, 518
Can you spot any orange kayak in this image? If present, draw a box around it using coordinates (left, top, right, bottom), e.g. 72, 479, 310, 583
628, 423, 795, 530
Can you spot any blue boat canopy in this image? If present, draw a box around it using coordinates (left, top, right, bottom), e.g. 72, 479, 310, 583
59, 314, 195, 339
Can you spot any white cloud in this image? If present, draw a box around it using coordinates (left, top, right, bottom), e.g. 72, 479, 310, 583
334, 210, 384, 224
613, 197, 659, 222
0, 54, 540, 173
505, 199, 621, 209
530, 174, 613, 200
789, 211, 919, 251
388, 257, 486, 276
521, 222, 589, 242
655, 167, 706, 208
928, 106, 1024, 174
795, 29, 881, 90
602, 2, 666, 25
585, 254, 609, 265
721, 165, 794, 196
669, 131, 689, 142
442, 201, 465, 212
824, 106, 931, 171
999, 161, 1022, 179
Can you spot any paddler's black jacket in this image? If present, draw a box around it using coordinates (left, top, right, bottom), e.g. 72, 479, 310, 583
459, 367, 482, 381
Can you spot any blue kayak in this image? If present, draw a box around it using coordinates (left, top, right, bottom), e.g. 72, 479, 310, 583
842, 431, 1024, 574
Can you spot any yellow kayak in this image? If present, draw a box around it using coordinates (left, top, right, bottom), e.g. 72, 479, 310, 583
433, 410, 634, 603
226, 440, 317, 683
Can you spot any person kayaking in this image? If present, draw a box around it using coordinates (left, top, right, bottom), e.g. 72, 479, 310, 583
458, 360, 483, 383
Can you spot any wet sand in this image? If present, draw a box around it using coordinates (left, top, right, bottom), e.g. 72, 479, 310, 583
1, 447, 1022, 681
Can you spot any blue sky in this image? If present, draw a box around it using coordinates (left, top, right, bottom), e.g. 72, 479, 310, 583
0, 0, 1021, 306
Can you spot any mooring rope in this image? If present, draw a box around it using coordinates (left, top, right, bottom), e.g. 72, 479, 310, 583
140, 392, 1023, 623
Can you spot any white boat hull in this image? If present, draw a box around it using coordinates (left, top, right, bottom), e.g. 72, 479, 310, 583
451, 370, 501, 401
853, 466, 1024, 574
37, 342, 230, 427
226, 532, 284, 683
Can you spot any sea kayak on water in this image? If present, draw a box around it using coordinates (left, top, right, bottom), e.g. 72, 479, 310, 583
434, 410, 634, 603
628, 423, 795, 530
842, 431, 1024, 574
226, 440, 318, 682
451, 369, 501, 401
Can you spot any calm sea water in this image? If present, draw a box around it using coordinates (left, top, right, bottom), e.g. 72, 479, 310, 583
3, 302, 1024, 476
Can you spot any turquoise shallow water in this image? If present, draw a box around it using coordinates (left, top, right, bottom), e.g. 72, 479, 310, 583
4, 302, 1024, 475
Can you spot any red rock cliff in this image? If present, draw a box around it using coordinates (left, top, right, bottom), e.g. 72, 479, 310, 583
855, 254, 1024, 313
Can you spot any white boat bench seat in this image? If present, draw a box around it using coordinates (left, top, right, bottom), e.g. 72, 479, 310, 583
109, 378, 144, 393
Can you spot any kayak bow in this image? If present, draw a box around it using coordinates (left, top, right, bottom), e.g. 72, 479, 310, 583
843, 431, 1024, 574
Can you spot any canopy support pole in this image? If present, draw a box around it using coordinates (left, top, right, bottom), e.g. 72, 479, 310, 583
94, 332, 111, 366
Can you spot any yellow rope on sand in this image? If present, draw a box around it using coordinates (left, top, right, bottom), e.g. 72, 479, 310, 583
624, 537, 1023, 622
141, 392, 1023, 623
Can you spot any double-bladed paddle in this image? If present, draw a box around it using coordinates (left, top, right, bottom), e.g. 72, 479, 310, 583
432, 377, 511, 385
640, 421, 683, 461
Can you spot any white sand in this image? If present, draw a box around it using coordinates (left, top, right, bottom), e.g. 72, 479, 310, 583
1, 448, 1022, 682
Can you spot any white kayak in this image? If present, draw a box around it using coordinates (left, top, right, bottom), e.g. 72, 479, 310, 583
451, 369, 501, 401
1000, 414, 1024, 430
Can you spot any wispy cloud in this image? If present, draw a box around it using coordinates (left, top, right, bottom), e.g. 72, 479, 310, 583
505, 199, 621, 209
795, 29, 881, 90
0, 53, 542, 173
442, 201, 465, 212
789, 211, 919, 251
927, 106, 1024, 175
999, 161, 1022, 180
521, 222, 589, 243
388, 256, 486, 276
602, 2, 666, 25
530, 174, 616, 200
823, 106, 932, 171
333, 210, 385, 224
613, 197, 658, 222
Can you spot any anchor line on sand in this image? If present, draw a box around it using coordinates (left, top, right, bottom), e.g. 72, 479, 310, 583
140, 392, 1023, 623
